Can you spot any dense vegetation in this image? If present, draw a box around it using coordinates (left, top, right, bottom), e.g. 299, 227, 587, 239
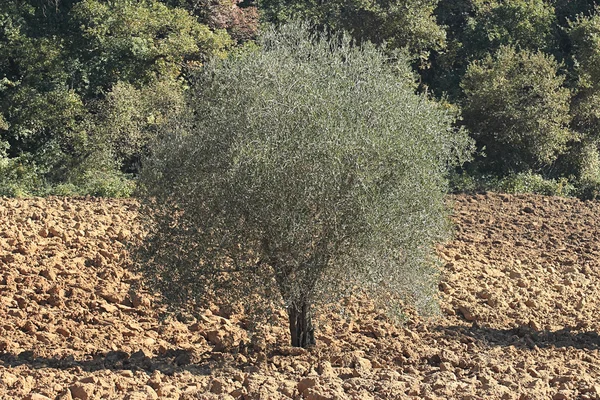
3, 0, 600, 198
0, 0, 241, 196
134, 23, 472, 347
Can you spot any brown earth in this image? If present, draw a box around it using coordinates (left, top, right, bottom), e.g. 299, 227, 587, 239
1, 193, 600, 399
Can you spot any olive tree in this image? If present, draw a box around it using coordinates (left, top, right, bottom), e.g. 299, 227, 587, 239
135, 23, 472, 348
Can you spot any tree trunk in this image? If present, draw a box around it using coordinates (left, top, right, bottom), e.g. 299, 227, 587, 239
287, 301, 315, 348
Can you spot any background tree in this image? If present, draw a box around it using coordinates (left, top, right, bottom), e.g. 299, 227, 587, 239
85, 78, 187, 175
0, 0, 231, 195
560, 7, 600, 193
165, 0, 259, 43
0, 2, 87, 193
461, 45, 574, 174
568, 9, 600, 141
427, 0, 557, 99
68, 0, 231, 97
257, 0, 446, 65
464, 0, 557, 57
134, 23, 472, 348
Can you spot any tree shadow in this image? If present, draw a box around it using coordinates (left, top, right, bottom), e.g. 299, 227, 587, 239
439, 323, 600, 350
0, 347, 245, 375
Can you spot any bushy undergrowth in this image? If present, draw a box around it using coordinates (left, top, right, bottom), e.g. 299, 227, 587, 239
449, 170, 577, 197
0, 150, 134, 198
494, 173, 575, 197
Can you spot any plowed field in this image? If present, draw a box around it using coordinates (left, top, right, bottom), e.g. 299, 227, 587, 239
1, 193, 600, 399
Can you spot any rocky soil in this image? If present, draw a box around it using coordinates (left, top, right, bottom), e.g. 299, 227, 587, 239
1, 193, 600, 399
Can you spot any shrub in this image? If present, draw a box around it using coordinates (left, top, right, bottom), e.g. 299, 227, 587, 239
447, 169, 496, 194
448, 169, 576, 197
134, 22, 472, 347
87, 78, 187, 174
0, 151, 135, 198
576, 179, 600, 200
73, 170, 135, 198
461, 45, 574, 174
0, 155, 42, 197
0, 140, 73, 197
493, 172, 575, 197
560, 141, 600, 200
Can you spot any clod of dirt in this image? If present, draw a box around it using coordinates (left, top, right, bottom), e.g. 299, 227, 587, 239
1, 193, 600, 398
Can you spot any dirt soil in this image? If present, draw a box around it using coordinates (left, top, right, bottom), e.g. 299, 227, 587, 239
1, 192, 600, 400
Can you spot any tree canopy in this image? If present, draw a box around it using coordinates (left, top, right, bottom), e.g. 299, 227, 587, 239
3, 0, 600, 197
134, 22, 472, 347
461, 45, 573, 174
0, 0, 230, 195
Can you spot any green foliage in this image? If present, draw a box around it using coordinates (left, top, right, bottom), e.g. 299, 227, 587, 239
569, 9, 600, 85
554, 0, 599, 26
4, 0, 600, 202
575, 179, 600, 200
167, 0, 260, 43
448, 169, 579, 198
0, 0, 231, 196
465, 0, 557, 56
431, 2, 600, 197
258, 0, 446, 64
0, 142, 134, 198
428, 0, 558, 99
70, 0, 232, 95
447, 169, 490, 194
493, 172, 575, 197
72, 170, 136, 197
574, 141, 600, 183
461, 45, 574, 173
87, 78, 187, 173
568, 8, 600, 141
0, 4, 87, 157
0, 155, 43, 197
558, 141, 600, 199
135, 23, 472, 347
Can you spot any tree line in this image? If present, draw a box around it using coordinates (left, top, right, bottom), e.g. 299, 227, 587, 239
2, 0, 600, 198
